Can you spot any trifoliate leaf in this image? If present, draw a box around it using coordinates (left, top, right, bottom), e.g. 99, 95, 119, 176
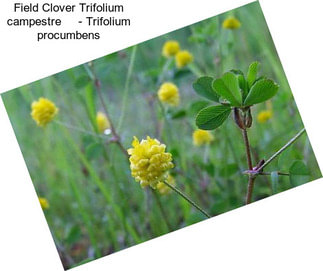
193, 76, 220, 102
196, 105, 231, 130
212, 72, 242, 106
243, 78, 279, 106
289, 160, 310, 187
230, 69, 248, 98
247, 61, 260, 88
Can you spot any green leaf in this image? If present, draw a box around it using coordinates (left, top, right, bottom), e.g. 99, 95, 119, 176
247, 62, 260, 88
171, 109, 186, 119
212, 72, 242, 106
289, 160, 310, 187
271, 171, 279, 194
196, 105, 231, 130
189, 100, 210, 116
193, 76, 220, 102
230, 69, 248, 98
244, 78, 279, 106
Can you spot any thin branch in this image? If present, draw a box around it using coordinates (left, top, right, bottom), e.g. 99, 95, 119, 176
259, 172, 290, 176
162, 180, 211, 218
117, 45, 137, 132
257, 128, 306, 172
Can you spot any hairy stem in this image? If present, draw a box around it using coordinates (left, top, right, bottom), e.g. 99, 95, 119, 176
162, 180, 211, 218
257, 128, 306, 172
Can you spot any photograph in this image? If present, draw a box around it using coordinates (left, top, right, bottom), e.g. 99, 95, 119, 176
1, 2, 321, 269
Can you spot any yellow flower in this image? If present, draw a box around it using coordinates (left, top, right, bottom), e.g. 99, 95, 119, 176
162, 40, 180, 57
193, 129, 214, 146
157, 175, 176, 195
128, 136, 174, 188
157, 82, 180, 106
39, 197, 49, 210
31, 97, 58, 127
222, 16, 241, 30
175, 50, 193, 68
96, 112, 110, 133
257, 110, 273, 123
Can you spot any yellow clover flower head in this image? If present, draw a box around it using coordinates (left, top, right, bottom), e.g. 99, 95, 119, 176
31, 97, 58, 127
257, 110, 273, 123
193, 129, 214, 146
38, 197, 49, 210
222, 16, 241, 30
175, 50, 193, 68
128, 136, 174, 188
158, 82, 180, 106
157, 175, 175, 195
96, 112, 110, 133
162, 40, 180, 57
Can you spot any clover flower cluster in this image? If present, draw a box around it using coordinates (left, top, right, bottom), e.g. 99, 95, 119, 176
162, 40, 193, 68
257, 110, 273, 123
39, 197, 49, 210
157, 82, 180, 106
193, 129, 214, 146
31, 97, 58, 127
128, 136, 174, 188
222, 16, 241, 30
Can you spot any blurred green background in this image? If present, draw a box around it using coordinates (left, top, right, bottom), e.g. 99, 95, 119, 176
1, 2, 321, 269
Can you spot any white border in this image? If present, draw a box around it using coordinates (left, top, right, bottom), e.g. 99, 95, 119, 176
1, 0, 323, 270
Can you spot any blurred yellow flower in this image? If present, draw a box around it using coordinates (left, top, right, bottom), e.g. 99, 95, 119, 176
39, 197, 49, 210
128, 136, 174, 188
222, 16, 241, 30
175, 50, 193, 68
162, 40, 180, 57
31, 97, 58, 127
193, 129, 214, 146
96, 112, 110, 133
257, 110, 273, 123
157, 175, 176, 195
158, 82, 180, 106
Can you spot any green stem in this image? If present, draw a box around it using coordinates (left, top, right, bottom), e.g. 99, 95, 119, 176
257, 128, 306, 172
241, 128, 255, 204
117, 45, 137, 132
188, 63, 204, 77
162, 180, 211, 218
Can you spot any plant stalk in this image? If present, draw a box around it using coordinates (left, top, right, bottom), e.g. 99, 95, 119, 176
257, 128, 306, 172
162, 180, 211, 218
241, 128, 255, 204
